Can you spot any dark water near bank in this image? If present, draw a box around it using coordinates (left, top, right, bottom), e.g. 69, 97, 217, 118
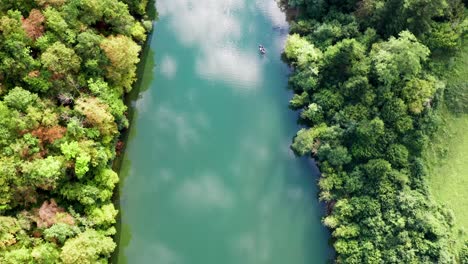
117, 0, 331, 263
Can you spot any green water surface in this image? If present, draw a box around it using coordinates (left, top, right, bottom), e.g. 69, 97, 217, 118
118, 0, 331, 263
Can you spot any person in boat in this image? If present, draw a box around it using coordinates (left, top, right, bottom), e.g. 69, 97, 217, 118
259, 45, 266, 54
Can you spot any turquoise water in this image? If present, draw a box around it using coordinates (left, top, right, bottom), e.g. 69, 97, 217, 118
117, 0, 331, 263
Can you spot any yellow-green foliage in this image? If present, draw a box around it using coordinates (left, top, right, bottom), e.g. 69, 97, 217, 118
60, 229, 116, 264
100, 35, 141, 92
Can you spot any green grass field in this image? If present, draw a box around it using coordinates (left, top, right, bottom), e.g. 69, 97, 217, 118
424, 39, 468, 249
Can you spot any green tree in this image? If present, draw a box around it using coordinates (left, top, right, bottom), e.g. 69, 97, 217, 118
43, 7, 69, 38
292, 128, 317, 156
120, 0, 149, 16
301, 103, 324, 123
322, 38, 369, 83
0, 158, 16, 210
87, 203, 118, 228
285, 34, 322, 68
75, 153, 91, 179
100, 35, 141, 92
0, 11, 38, 86
401, 77, 438, 114
370, 31, 430, 86
21, 156, 63, 189
60, 229, 116, 264
292, 124, 330, 156
35, 0, 66, 7
402, 0, 448, 35
75, 97, 117, 142
78, 0, 135, 35
44, 223, 80, 244
0, 216, 21, 249
422, 21, 464, 51
41, 42, 80, 75
351, 118, 385, 160
60, 183, 105, 205
95, 168, 119, 191
289, 92, 310, 110
88, 78, 128, 121
75, 31, 106, 77
288, 0, 328, 19
3, 87, 38, 112
31, 242, 60, 264
2, 248, 33, 264
460, 241, 468, 264
386, 144, 409, 168
60, 141, 80, 160
317, 144, 352, 167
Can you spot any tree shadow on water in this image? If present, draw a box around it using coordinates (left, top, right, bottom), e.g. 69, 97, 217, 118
111, 157, 133, 264
284, 156, 335, 263
112, 0, 157, 262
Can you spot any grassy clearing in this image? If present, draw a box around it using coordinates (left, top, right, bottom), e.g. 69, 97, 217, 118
424, 38, 468, 249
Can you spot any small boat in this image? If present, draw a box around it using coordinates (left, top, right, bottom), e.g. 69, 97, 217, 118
259, 45, 266, 54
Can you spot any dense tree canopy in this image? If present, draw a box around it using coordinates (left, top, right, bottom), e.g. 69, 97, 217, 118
286, 0, 466, 262
0, 0, 150, 262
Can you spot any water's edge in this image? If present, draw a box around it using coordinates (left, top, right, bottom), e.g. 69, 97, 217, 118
111, 2, 157, 262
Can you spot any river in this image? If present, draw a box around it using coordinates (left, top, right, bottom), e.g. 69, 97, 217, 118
117, 0, 331, 263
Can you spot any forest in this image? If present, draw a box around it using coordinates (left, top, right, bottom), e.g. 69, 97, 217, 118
0, 0, 150, 263
285, 0, 467, 262
1, 0, 467, 262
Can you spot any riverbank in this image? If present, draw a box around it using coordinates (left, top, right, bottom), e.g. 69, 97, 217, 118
111, 9, 155, 264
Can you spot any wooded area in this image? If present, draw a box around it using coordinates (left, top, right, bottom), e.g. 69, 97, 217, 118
1, 0, 467, 262
285, 0, 467, 262
0, 0, 150, 263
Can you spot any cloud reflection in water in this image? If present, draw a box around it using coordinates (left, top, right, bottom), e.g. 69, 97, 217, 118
174, 171, 235, 210
160, 55, 178, 79
158, 0, 262, 89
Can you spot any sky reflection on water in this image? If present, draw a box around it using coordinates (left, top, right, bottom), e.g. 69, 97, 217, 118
158, 0, 263, 89
118, 0, 331, 263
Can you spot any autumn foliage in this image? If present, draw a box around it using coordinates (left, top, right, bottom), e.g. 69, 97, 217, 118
31, 126, 66, 145
36, 199, 75, 228
21, 9, 44, 40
